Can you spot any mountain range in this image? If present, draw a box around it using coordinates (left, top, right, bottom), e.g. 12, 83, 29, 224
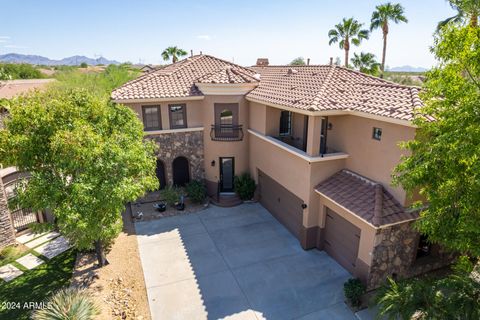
0, 53, 121, 66
387, 65, 428, 73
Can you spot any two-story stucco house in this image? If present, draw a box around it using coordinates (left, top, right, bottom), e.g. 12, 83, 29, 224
112, 54, 453, 289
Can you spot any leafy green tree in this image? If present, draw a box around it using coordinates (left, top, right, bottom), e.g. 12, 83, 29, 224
79, 62, 88, 68
53, 64, 138, 97
0, 63, 44, 80
289, 57, 306, 66
438, 0, 480, 30
161, 46, 188, 63
328, 18, 369, 67
0, 89, 157, 266
370, 2, 408, 73
393, 25, 480, 257
350, 52, 381, 75
378, 21, 480, 320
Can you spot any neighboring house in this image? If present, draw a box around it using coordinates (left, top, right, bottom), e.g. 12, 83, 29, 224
140, 64, 156, 73
113, 54, 453, 289
0, 79, 55, 249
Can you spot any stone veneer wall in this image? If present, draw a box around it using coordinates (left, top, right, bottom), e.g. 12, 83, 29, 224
146, 130, 204, 185
0, 178, 15, 249
367, 220, 456, 289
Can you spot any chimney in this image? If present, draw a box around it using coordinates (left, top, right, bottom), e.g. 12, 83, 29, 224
200, 51, 203, 55
256, 58, 269, 66
190, 50, 193, 57
372, 184, 384, 226
307, 58, 310, 66
329, 57, 333, 65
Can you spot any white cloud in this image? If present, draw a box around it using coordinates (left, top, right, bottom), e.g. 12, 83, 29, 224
0, 36, 10, 39
196, 35, 212, 40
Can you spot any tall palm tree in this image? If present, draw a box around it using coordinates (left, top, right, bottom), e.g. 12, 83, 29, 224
161, 46, 188, 63
351, 52, 381, 75
370, 3, 408, 73
328, 18, 369, 68
438, 0, 479, 30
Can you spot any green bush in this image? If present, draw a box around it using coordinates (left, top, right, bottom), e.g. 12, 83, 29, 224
234, 173, 256, 200
0, 63, 44, 80
79, 62, 88, 68
160, 186, 181, 206
344, 278, 366, 307
185, 180, 206, 204
32, 287, 99, 320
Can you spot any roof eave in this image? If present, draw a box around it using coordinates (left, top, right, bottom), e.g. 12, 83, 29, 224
111, 95, 205, 104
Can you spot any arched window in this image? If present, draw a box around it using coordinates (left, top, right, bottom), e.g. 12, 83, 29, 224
172, 157, 190, 186
156, 159, 166, 189
220, 109, 233, 125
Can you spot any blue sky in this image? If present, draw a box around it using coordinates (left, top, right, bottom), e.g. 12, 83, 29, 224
1, 0, 455, 67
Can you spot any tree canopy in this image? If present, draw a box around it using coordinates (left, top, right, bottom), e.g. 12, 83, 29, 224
161, 46, 188, 63
393, 24, 480, 257
0, 89, 157, 265
0, 63, 44, 80
350, 52, 380, 75
328, 17, 369, 67
289, 57, 306, 66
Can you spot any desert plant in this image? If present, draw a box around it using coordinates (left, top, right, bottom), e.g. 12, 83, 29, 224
32, 287, 99, 320
161, 46, 188, 63
328, 17, 369, 67
343, 278, 366, 307
185, 180, 206, 204
79, 62, 88, 68
160, 186, 181, 206
234, 173, 256, 201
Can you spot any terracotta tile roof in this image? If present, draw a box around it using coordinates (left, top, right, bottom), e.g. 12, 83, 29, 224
197, 66, 260, 84
247, 65, 422, 121
315, 170, 418, 227
111, 55, 259, 100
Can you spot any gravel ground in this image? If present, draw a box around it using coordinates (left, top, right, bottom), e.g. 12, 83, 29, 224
72, 210, 150, 320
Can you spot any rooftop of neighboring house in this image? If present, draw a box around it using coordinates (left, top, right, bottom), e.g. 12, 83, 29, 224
0, 79, 55, 99
112, 54, 423, 122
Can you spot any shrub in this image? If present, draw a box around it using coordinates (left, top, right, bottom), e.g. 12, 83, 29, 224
185, 180, 206, 203
160, 186, 181, 206
32, 287, 99, 320
234, 173, 256, 200
344, 278, 366, 307
80, 62, 88, 68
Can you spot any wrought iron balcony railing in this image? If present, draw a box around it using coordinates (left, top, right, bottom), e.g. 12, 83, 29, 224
210, 124, 243, 141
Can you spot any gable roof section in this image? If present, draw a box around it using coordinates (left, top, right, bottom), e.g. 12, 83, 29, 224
315, 170, 418, 227
111, 55, 259, 101
247, 65, 422, 121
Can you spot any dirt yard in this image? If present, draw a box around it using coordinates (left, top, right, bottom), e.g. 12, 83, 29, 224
72, 209, 150, 320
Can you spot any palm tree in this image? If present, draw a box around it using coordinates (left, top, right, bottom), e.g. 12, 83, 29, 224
161, 46, 188, 63
351, 52, 381, 75
328, 18, 369, 68
370, 3, 408, 73
437, 0, 479, 30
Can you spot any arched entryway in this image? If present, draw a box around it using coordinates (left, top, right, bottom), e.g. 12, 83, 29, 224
172, 156, 190, 186
156, 159, 166, 189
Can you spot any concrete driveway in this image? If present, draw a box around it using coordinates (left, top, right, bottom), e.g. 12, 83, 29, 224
135, 203, 356, 320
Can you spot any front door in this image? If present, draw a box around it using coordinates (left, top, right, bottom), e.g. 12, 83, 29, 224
219, 157, 234, 192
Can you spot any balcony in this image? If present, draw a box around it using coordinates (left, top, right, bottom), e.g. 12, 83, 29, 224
210, 124, 244, 141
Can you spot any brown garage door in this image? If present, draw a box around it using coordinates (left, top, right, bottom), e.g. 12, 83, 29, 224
258, 170, 303, 239
324, 208, 361, 274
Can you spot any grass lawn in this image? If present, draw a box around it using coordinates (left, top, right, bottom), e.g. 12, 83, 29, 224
0, 249, 76, 320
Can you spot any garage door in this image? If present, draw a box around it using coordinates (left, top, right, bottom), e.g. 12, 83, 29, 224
258, 170, 303, 239
324, 208, 361, 274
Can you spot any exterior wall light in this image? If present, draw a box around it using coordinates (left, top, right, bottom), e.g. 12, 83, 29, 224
301, 203, 307, 209
211, 160, 216, 167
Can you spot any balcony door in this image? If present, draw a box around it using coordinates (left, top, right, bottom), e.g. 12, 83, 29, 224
214, 103, 239, 138
219, 157, 235, 192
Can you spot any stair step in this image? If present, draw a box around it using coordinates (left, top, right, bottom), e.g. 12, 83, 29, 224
210, 194, 243, 207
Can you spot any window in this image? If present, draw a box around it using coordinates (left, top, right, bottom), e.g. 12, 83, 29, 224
169, 104, 187, 129
416, 234, 431, 259
279, 111, 292, 136
142, 106, 161, 131
372, 127, 382, 140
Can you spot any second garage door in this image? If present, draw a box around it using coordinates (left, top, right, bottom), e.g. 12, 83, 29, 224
324, 208, 361, 274
258, 170, 303, 239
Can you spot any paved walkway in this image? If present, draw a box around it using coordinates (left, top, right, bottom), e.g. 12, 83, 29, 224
136, 203, 357, 320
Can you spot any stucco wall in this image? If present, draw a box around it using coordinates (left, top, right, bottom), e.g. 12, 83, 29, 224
202, 95, 250, 188
125, 99, 204, 130
327, 115, 416, 205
